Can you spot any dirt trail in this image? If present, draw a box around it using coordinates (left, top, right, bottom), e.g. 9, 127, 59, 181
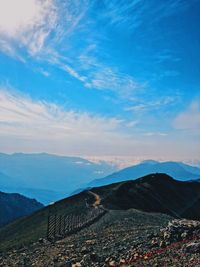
88, 191, 101, 208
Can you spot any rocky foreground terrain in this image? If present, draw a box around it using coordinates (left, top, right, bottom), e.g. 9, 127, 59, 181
1, 174, 200, 266
0, 209, 199, 267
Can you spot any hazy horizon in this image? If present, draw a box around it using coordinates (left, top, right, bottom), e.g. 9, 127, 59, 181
0, 151, 200, 169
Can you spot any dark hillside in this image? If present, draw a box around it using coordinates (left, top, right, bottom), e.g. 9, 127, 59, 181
0, 192, 43, 227
94, 173, 200, 219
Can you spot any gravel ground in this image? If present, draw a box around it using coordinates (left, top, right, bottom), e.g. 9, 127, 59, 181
0, 209, 199, 267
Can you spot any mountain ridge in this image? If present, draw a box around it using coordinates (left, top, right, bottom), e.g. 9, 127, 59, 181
0, 191, 43, 227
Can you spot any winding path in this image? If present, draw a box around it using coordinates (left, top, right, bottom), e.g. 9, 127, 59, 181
87, 190, 102, 208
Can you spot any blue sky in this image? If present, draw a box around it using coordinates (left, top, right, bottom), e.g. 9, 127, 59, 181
0, 0, 199, 164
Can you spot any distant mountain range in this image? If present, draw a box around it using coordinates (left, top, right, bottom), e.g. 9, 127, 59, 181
89, 160, 200, 188
1, 154, 200, 205
0, 153, 117, 204
0, 191, 43, 227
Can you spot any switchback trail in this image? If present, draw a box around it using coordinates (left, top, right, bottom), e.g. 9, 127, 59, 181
87, 190, 102, 208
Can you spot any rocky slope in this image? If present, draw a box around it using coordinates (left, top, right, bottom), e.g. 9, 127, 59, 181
0, 210, 199, 266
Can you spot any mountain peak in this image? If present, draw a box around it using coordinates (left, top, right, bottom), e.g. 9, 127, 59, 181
140, 160, 159, 165
138, 172, 174, 182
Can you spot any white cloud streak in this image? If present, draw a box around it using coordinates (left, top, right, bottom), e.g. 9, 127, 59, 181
0, 89, 133, 155
0, 0, 143, 98
126, 96, 176, 112
143, 132, 168, 137
173, 100, 200, 134
0, 89, 121, 137
0, 89, 199, 160
102, 0, 189, 30
46, 50, 142, 97
0, 0, 90, 58
77, 54, 143, 96
0, 0, 58, 56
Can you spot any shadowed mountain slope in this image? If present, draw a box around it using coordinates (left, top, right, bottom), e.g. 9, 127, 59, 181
0, 186, 66, 206
93, 173, 200, 220
0, 192, 43, 227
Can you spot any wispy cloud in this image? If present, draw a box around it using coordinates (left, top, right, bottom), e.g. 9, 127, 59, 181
36, 68, 50, 77
81, 56, 142, 96
60, 63, 87, 83
46, 48, 143, 97
0, 0, 58, 56
102, 0, 189, 30
0, 88, 198, 160
0, 89, 121, 136
0, 0, 90, 58
71, 48, 145, 97
143, 132, 168, 137
125, 96, 176, 112
173, 100, 200, 134
0, 89, 130, 155
0, 39, 25, 62
0, 0, 144, 98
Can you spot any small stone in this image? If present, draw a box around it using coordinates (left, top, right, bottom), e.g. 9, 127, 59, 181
109, 261, 116, 266
65, 260, 72, 267
181, 231, 188, 239
90, 253, 99, 262
159, 241, 165, 248
163, 232, 171, 240
133, 253, 139, 259
80, 246, 89, 254
85, 240, 95, 245
119, 259, 125, 264
151, 239, 158, 247
72, 263, 81, 267
183, 241, 200, 253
